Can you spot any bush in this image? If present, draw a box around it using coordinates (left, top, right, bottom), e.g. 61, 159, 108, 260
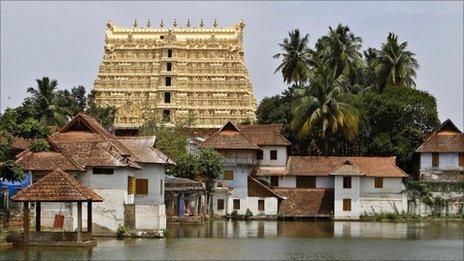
30, 139, 50, 152
230, 210, 239, 220
116, 224, 128, 239
244, 209, 253, 220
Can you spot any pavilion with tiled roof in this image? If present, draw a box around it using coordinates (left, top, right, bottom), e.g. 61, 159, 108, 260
11, 169, 103, 246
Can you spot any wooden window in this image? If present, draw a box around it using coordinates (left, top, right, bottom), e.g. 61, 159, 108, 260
223, 170, 234, 180
258, 199, 265, 211
217, 199, 224, 210
459, 153, 464, 166
233, 199, 240, 210
160, 179, 163, 195
167, 49, 172, 58
92, 168, 114, 175
127, 176, 136, 194
296, 176, 316, 188
163, 110, 171, 122
165, 76, 171, 86
343, 177, 352, 189
164, 92, 171, 103
343, 198, 351, 211
257, 150, 263, 160
432, 153, 439, 167
374, 177, 383, 188
270, 150, 277, 160
135, 179, 148, 195
167, 62, 172, 71
270, 176, 279, 187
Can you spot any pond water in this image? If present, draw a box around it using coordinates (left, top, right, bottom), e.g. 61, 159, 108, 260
2, 220, 463, 260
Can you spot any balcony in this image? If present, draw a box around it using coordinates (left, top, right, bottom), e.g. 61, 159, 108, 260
222, 157, 257, 166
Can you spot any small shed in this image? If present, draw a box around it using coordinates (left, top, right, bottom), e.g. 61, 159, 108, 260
11, 169, 103, 246
165, 175, 206, 221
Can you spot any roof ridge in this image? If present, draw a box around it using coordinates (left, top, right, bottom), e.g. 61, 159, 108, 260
47, 138, 86, 171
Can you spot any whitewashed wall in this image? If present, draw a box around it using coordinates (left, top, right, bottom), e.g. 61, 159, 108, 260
259, 176, 334, 189
258, 146, 287, 166
247, 197, 278, 215
316, 177, 335, 188
334, 176, 360, 220
217, 165, 251, 199
420, 153, 461, 170
133, 164, 165, 205
135, 204, 166, 230
360, 178, 405, 194
212, 190, 232, 217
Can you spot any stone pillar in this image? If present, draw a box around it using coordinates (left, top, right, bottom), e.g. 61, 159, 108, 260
35, 202, 41, 232
23, 202, 29, 243
87, 202, 92, 235
77, 202, 82, 242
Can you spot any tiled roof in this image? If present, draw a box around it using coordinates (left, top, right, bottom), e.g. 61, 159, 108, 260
11, 138, 32, 151
254, 156, 407, 178
330, 160, 365, 176
248, 176, 284, 199
165, 175, 205, 191
118, 136, 173, 164
201, 121, 260, 150
201, 121, 290, 149
11, 169, 103, 202
275, 188, 334, 217
16, 151, 84, 172
253, 166, 288, 176
416, 119, 464, 153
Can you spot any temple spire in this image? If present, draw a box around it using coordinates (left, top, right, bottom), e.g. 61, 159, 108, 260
173, 19, 178, 27
213, 19, 218, 28
200, 19, 204, 28
160, 19, 164, 28
147, 19, 151, 28
133, 19, 138, 28
186, 18, 191, 28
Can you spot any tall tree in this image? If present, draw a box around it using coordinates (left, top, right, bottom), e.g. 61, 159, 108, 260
373, 33, 419, 91
316, 24, 363, 79
273, 29, 311, 86
56, 85, 88, 117
26, 77, 66, 126
291, 65, 359, 155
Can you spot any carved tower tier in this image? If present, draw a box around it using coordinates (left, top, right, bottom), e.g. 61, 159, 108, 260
93, 19, 257, 129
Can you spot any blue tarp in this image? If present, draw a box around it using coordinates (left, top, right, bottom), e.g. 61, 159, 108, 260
0, 172, 31, 201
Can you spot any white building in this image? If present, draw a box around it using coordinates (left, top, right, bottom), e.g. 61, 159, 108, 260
16, 113, 173, 233
201, 122, 288, 217
254, 156, 409, 220
416, 119, 464, 182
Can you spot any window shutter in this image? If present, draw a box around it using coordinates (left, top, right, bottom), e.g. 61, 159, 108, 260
374, 177, 383, 188
258, 199, 265, 211
343, 198, 351, 211
224, 170, 234, 180
459, 153, 464, 166
128, 176, 135, 194
217, 199, 224, 210
136, 179, 148, 195
233, 199, 240, 210
432, 153, 439, 167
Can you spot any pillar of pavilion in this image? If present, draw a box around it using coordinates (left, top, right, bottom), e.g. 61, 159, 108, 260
11, 168, 103, 246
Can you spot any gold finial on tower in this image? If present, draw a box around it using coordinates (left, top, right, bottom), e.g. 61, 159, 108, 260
200, 19, 204, 28
133, 19, 138, 28
213, 19, 218, 28
173, 19, 177, 27
186, 18, 191, 28
160, 19, 164, 28
147, 19, 151, 28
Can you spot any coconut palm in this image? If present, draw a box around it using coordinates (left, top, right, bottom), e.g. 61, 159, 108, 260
273, 29, 311, 86
26, 77, 66, 126
373, 33, 419, 91
291, 64, 359, 155
316, 24, 362, 80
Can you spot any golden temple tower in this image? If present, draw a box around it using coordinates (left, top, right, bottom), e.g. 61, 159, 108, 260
93, 19, 257, 129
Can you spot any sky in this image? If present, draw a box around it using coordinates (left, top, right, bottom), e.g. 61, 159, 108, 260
1, 1, 463, 128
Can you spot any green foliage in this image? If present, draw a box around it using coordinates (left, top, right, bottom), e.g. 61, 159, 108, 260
172, 153, 199, 180
0, 160, 24, 181
86, 90, 116, 129
230, 210, 239, 220
16, 118, 51, 139
116, 224, 128, 239
56, 86, 88, 117
358, 86, 440, 172
244, 209, 253, 220
0, 131, 13, 162
30, 139, 51, 152
197, 148, 223, 192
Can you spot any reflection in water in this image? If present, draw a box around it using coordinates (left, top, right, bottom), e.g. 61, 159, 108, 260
3, 220, 463, 260
167, 220, 463, 240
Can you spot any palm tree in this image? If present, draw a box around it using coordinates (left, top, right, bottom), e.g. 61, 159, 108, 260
27, 77, 66, 126
316, 24, 363, 80
373, 33, 419, 92
291, 64, 359, 155
273, 29, 311, 86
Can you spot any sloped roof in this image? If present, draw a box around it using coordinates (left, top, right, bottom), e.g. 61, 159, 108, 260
253, 156, 408, 178
290, 156, 408, 178
238, 124, 283, 133
275, 188, 334, 217
165, 175, 205, 191
16, 151, 84, 172
416, 119, 464, 153
253, 166, 288, 176
11, 169, 103, 202
248, 176, 284, 199
118, 136, 173, 164
329, 160, 365, 176
201, 121, 260, 150
240, 130, 291, 146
